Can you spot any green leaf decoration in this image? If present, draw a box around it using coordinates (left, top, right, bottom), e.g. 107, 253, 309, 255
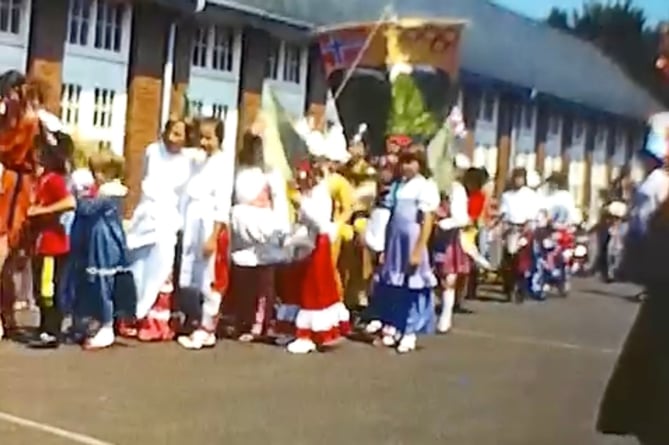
386, 73, 439, 139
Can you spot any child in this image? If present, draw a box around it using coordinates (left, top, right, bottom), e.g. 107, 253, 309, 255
27, 139, 76, 349
283, 160, 350, 354
177, 118, 233, 350
60, 150, 135, 349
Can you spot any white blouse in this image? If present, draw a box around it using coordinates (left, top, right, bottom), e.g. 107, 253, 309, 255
437, 181, 469, 231
184, 150, 233, 224
395, 175, 440, 213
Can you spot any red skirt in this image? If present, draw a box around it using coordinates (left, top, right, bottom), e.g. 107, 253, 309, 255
213, 229, 230, 295
294, 234, 350, 345
274, 260, 308, 336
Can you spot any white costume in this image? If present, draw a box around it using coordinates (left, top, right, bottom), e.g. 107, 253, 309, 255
179, 150, 233, 332
126, 142, 193, 320
500, 186, 538, 225
229, 166, 291, 266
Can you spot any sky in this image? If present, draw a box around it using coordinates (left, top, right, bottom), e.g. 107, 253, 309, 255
492, 0, 667, 26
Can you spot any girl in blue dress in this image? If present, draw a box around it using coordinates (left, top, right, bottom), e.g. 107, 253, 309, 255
373, 147, 439, 353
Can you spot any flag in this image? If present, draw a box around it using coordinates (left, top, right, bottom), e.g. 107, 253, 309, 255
318, 27, 375, 77
260, 86, 307, 180
427, 123, 454, 193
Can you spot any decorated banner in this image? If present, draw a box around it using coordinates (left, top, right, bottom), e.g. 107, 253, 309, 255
658, 23, 669, 80
315, 19, 465, 153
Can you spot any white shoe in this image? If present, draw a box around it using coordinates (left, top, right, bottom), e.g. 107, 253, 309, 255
437, 314, 452, 334
286, 338, 316, 354
0, 323, 4, 341
275, 334, 295, 347
396, 334, 417, 353
84, 326, 115, 350
381, 325, 398, 347
177, 329, 216, 350
365, 320, 383, 334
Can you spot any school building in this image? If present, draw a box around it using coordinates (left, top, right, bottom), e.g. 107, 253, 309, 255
1, 0, 661, 215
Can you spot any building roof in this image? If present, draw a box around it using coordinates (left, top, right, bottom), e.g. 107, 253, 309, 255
197, 0, 662, 121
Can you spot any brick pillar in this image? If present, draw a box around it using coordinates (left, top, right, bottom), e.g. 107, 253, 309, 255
123, 4, 171, 215
26, 0, 69, 115
305, 44, 327, 130
236, 28, 272, 149
582, 120, 595, 212
461, 86, 479, 160
170, 22, 195, 119
495, 94, 513, 197
534, 103, 548, 177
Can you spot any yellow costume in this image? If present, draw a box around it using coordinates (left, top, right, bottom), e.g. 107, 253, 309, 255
338, 158, 376, 308
325, 172, 354, 297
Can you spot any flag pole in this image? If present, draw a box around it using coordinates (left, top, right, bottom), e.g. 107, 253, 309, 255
332, 4, 394, 101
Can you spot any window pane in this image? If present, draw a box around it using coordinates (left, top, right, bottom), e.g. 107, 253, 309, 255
10, 0, 21, 34
0, 2, 9, 32
113, 5, 122, 51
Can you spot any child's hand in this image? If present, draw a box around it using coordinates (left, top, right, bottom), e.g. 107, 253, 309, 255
27, 206, 42, 217
202, 234, 217, 258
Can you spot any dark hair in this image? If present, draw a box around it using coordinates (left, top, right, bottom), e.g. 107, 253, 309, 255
200, 117, 224, 144
237, 131, 264, 167
0, 70, 25, 98
39, 143, 69, 175
510, 167, 527, 181
547, 171, 568, 189
462, 167, 488, 193
398, 149, 432, 177
162, 118, 190, 141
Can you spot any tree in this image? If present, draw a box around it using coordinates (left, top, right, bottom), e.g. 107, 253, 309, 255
546, 0, 669, 106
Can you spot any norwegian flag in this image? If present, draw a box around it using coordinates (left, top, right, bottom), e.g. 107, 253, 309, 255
318, 28, 370, 77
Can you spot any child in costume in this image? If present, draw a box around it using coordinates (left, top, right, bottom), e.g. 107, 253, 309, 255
60, 150, 135, 350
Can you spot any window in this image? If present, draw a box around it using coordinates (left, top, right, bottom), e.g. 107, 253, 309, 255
191, 27, 208, 68
615, 128, 626, 147
60, 83, 82, 126
92, 87, 115, 129
479, 92, 495, 122
596, 126, 607, 145
282, 43, 302, 84
523, 105, 534, 130
68, 0, 125, 53
191, 25, 235, 72
265, 39, 280, 80
513, 104, 522, 128
188, 100, 204, 117
548, 114, 560, 135
0, 0, 23, 35
211, 104, 227, 120
573, 120, 584, 141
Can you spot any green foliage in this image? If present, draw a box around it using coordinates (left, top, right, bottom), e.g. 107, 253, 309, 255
546, 0, 669, 107
386, 74, 439, 138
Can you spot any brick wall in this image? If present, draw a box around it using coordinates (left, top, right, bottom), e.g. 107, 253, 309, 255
123, 3, 171, 216
26, 0, 69, 115
305, 44, 328, 130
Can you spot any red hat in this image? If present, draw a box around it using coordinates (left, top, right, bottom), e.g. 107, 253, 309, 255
387, 134, 412, 148
296, 159, 312, 179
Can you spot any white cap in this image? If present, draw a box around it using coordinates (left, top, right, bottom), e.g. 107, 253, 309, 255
454, 153, 471, 169
526, 170, 541, 189
37, 109, 64, 134
324, 123, 350, 163
607, 201, 628, 218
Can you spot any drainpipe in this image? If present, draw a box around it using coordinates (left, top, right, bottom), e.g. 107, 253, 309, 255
160, 0, 206, 129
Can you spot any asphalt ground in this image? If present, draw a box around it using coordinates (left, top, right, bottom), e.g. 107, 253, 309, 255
0, 278, 642, 445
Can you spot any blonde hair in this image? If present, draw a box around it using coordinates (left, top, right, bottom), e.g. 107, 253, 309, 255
88, 149, 124, 181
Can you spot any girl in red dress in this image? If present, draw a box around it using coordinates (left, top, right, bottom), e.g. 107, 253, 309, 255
284, 160, 350, 354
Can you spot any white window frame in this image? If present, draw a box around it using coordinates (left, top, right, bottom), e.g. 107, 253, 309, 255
265, 38, 281, 80
191, 24, 240, 80
60, 83, 83, 129
477, 92, 496, 124
65, 0, 131, 63
264, 39, 307, 90
0, 0, 30, 47
572, 119, 585, 143
547, 113, 561, 137
595, 125, 608, 146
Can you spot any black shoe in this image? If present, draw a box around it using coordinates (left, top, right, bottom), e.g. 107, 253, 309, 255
453, 305, 474, 315
27, 332, 60, 349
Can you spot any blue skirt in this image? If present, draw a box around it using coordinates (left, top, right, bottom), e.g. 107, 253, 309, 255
366, 282, 435, 335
